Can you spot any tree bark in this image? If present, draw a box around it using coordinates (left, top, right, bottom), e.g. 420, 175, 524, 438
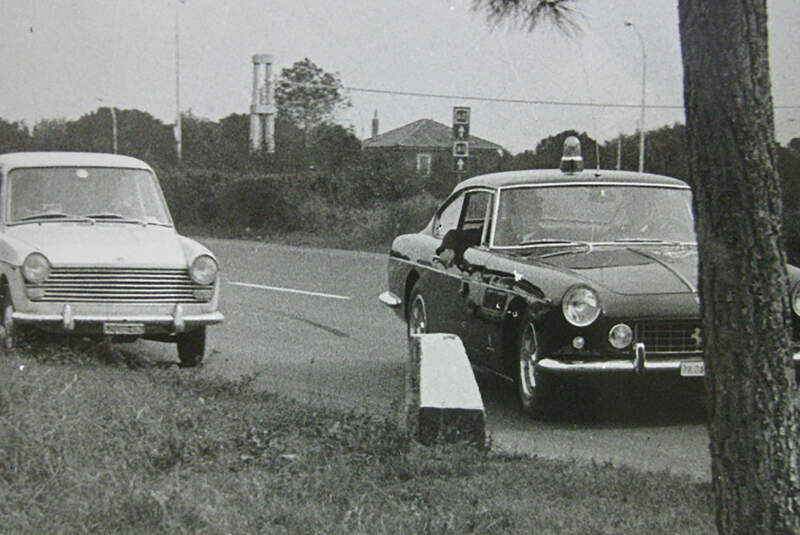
678, 1, 800, 532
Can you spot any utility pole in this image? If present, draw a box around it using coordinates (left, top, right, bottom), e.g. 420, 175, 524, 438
625, 20, 647, 173
174, 0, 184, 163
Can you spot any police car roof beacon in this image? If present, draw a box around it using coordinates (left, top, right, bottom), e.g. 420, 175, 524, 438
560, 136, 584, 174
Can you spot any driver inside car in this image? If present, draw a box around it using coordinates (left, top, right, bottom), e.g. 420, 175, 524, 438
495, 190, 546, 246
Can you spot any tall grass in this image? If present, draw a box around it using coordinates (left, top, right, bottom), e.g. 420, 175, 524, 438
0, 340, 713, 534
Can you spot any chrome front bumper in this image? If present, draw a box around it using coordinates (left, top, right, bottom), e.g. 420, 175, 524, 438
12, 303, 224, 334
538, 357, 703, 374
538, 352, 800, 375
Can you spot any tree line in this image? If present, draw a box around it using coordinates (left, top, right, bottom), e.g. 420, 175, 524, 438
2, 109, 800, 255
1, 56, 799, 260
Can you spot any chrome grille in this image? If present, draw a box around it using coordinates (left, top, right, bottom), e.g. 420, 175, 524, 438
29, 267, 209, 303
634, 319, 702, 354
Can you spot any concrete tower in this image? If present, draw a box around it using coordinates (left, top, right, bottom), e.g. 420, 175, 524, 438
371, 110, 379, 138
250, 54, 276, 153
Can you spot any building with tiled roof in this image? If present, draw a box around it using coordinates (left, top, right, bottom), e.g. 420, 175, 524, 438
362, 116, 507, 191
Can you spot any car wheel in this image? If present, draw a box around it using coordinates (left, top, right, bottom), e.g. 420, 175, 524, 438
517, 320, 553, 419
176, 327, 206, 367
407, 286, 428, 338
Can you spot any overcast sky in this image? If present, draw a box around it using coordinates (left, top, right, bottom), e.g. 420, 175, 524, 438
1, 0, 798, 154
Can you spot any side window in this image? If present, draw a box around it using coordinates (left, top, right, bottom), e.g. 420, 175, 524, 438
433, 193, 465, 238
461, 190, 493, 244
462, 191, 490, 228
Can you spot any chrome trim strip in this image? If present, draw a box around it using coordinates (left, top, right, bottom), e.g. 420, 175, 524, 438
497, 182, 691, 191
490, 240, 697, 252
389, 255, 499, 290
389, 257, 470, 284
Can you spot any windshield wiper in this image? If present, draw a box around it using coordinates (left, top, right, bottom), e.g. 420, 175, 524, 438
519, 238, 590, 247
86, 213, 147, 225
17, 212, 94, 223
514, 239, 594, 258
613, 238, 667, 243
613, 238, 694, 246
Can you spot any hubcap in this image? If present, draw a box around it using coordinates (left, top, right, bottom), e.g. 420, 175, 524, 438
409, 294, 427, 336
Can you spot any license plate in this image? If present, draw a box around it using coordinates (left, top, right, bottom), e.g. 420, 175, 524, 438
680, 361, 705, 377
103, 322, 145, 336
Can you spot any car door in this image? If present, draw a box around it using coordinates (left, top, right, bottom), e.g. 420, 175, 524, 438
447, 189, 497, 364
460, 189, 530, 368
420, 190, 469, 336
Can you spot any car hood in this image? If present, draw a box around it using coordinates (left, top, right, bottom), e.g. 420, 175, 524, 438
7, 223, 187, 268
531, 245, 698, 295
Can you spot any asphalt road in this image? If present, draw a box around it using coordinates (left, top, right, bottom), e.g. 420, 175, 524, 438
139, 237, 711, 481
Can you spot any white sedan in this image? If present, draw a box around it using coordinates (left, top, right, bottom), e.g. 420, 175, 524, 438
0, 152, 224, 366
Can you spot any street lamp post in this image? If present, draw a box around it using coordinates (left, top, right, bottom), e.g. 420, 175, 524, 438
625, 20, 647, 173
174, 0, 184, 163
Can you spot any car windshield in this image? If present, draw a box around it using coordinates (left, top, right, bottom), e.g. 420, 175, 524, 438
7, 167, 172, 225
493, 184, 695, 247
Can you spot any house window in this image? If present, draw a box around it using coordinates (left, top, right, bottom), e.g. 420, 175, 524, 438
416, 153, 432, 176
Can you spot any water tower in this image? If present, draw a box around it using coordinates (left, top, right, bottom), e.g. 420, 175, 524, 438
249, 54, 276, 153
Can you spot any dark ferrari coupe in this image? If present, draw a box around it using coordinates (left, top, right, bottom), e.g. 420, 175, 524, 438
379, 137, 800, 418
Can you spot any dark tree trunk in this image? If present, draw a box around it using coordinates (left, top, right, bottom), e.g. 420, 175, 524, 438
678, 1, 800, 532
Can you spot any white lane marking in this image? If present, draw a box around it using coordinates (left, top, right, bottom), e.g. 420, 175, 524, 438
228, 281, 351, 301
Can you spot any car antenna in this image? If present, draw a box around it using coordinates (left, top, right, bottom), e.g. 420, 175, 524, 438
595, 138, 601, 170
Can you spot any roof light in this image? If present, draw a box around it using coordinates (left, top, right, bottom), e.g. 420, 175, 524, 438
560, 136, 584, 173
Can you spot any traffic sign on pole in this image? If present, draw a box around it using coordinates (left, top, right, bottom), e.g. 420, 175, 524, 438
453, 107, 471, 174
453, 107, 470, 138
453, 107, 470, 125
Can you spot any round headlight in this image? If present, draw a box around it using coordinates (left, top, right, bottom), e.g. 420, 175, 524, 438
22, 252, 51, 283
189, 255, 218, 285
562, 286, 601, 327
608, 323, 633, 349
792, 284, 800, 317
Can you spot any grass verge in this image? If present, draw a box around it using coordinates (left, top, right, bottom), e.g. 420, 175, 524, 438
0, 339, 713, 534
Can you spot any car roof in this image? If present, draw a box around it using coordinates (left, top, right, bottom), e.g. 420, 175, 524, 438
454, 168, 690, 191
0, 152, 153, 171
